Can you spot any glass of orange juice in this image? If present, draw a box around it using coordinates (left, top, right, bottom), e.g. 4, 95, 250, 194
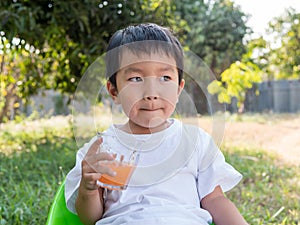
96, 132, 137, 190
97, 160, 136, 190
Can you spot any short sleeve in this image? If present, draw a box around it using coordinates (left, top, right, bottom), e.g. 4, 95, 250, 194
64, 136, 98, 214
196, 132, 242, 200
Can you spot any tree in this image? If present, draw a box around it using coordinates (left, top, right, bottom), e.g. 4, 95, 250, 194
0, 0, 180, 122
1, 0, 181, 92
0, 34, 44, 122
266, 8, 300, 80
174, 0, 250, 76
1, 0, 251, 119
207, 36, 264, 114
243, 37, 269, 76
207, 60, 262, 113
173, 0, 250, 113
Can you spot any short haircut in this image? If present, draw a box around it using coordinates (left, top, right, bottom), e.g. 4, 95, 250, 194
105, 23, 184, 88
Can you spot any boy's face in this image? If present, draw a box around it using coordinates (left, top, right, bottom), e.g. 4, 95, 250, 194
107, 51, 184, 134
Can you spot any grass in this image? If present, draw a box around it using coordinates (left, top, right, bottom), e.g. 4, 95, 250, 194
0, 116, 299, 224
224, 147, 300, 224
0, 116, 77, 225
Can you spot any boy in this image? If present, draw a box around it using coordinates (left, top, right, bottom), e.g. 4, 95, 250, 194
65, 23, 248, 225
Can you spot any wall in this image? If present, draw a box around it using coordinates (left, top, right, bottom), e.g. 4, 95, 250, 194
244, 80, 300, 113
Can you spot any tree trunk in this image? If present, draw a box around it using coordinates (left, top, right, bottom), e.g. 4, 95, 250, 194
0, 84, 16, 123
210, 52, 217, 77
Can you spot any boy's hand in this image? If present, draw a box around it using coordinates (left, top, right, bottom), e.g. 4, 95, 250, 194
80, 137, 116, 191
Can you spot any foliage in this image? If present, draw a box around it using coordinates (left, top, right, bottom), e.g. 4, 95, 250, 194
0, 33, 45, 123
207, 7, 300, 114
266, 8, 300, 80
235, 8, 300, 81
174, 0, 250, 76
0, 0, 253, 120
0, 0, 180, 92
173, 0, 250, 114
0, 0, 182, 121
0, 116, 299, 224
242, 37, 271, 79
208, 61, 262, 113
207, 32, 265, 114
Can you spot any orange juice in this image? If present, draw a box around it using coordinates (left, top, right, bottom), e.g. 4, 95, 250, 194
98, 162, 135, 190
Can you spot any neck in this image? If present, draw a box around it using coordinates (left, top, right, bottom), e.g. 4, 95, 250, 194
120, 120, 171, 134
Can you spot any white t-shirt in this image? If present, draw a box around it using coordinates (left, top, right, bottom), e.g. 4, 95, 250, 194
65, 119, 242, 225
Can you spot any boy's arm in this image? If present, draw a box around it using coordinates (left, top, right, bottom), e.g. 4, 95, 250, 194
75, 140, 104, 225
75, 185, 104, 225
201, 185, 248, 225
75, 138, 116, 225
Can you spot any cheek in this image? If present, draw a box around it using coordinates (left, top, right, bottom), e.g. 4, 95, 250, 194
122, 100, 137, 116
159, 85, 179, 106
118, 86, 142, 114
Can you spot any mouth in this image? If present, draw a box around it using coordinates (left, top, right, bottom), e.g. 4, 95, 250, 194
140, 108, 161, 112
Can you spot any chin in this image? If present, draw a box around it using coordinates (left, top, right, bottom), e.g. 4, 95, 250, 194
146, 117, 166, 127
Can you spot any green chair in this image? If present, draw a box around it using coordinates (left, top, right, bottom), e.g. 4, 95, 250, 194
46, 180, 83, 225
47, 180, 215, 225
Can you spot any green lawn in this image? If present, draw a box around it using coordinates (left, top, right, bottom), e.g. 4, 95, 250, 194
0, 116, 299, 224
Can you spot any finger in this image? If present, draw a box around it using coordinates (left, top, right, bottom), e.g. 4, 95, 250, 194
84, 151, 116, 166
82, 171, 102, 182
81, 173, 102, 190
82, 152, 116, 177
85, 137, 103, 157
92, 162, 117, 177
81, 152, 115, 167
83, 157, 117, 177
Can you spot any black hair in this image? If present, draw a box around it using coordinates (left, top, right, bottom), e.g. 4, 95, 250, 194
105, 23, 184, 88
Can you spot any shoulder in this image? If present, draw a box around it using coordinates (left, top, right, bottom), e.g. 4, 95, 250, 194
180, 122, 213, 143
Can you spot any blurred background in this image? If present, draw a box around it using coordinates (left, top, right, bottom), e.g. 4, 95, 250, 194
1, 0, 300, 118
0, 0, 299, 224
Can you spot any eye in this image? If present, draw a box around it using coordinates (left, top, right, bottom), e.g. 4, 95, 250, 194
159, 75, 172, 82
128, 76, 143, 82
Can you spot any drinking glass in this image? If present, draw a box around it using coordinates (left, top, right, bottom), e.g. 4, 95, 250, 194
96, 132, 137, 190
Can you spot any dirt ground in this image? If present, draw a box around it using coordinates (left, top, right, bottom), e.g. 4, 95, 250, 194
193, 114, 300, 166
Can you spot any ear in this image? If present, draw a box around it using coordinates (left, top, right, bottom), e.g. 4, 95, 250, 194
177, 79, 185, 96
106, 81, 120, 104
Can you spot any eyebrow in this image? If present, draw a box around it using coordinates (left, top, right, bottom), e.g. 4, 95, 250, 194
159, 66, 177, 73
124, 67, 143, 75
123, 65, 177, 75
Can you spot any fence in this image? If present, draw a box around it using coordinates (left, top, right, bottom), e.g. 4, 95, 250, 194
243, 80, 300, 113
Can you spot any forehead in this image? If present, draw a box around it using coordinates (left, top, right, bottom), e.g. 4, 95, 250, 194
119, 50, 177, 70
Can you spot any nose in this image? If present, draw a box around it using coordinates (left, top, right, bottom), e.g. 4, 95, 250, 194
144, 95, 158, 101
143, 78, 159, 101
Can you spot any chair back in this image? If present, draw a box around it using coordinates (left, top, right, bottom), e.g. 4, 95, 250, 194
46, 181, 83, 225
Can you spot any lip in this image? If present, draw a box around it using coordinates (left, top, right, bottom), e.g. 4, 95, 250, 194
140, 108, 162, 111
